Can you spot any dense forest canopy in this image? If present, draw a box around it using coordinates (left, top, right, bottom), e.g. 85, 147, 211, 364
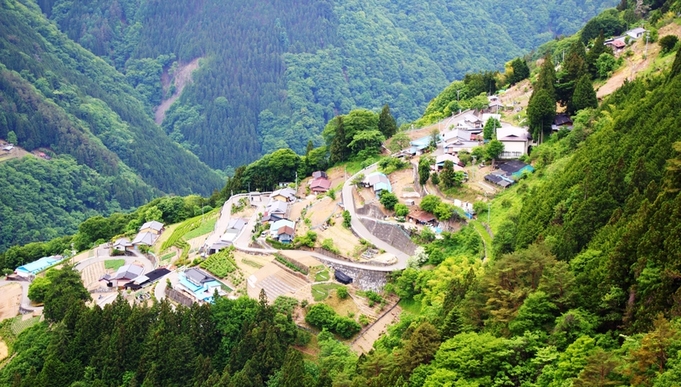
0, 0, 224, 250
35, 0, 617, 169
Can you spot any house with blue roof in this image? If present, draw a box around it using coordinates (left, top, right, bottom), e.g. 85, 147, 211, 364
408, 134, 441, 155
178, 268, 225, 303
15, 255, 64, 277
363, 172, 392, 195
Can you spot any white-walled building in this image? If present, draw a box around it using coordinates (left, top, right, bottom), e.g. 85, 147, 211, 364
496, 124, 531, 159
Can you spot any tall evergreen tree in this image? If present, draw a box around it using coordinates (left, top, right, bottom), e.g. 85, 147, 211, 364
557, 40, 588, 107
510, 58, 530, 84
586, 33, 612, 78
527, 89, 556, 143
329, 116, 348, 165
535, 54, 557, 101
669, 44, 681, 81
378, 104, 398, 139
571, 74, 598, 113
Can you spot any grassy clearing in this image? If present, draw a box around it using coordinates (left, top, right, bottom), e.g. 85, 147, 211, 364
183, 217, 217, 240
160, 252, 176, 262
311, 283, 342, 302
242, 259, 263, 269
315, 270, 330, 282
104, 259, 126, 270
470, 220, 492, 260
399, 298, 422, 316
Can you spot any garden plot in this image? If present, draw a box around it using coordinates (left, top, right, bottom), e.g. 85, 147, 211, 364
81, 261, 106, 290
315, 222, 363, 258
247, 262, 309, 302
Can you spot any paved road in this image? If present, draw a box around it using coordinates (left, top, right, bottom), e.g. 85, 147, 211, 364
341, 164, 410, 269
154, 270, 178, 301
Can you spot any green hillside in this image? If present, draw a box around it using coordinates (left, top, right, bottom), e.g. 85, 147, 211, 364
0, 0, 224, 250
35, 0, 617, 169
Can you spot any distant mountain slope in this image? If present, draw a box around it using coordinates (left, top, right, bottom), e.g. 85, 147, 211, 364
0, 0, 224, 250
0, 0, 223, 195
37, 0, 617, 169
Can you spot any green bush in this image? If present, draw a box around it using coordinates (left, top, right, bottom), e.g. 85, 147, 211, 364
337, 287, 349, 299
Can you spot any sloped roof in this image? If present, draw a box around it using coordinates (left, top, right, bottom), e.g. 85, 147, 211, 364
271, 187, 296, 200
113, 238, 132, 249
270, 219, 295, 233
312, 171, 327, 179
278, 225, 295, 237
113, 264, 144, 280
140, 220, 164, 232
408, 210, 436, 223
267, 200, 288, 214
436, 154, 460, 165
132, 232, 155, 245
227, 218, 247, 231
310, 177, 331, 190
185, 268, 214, 285
498, 160, 531, 175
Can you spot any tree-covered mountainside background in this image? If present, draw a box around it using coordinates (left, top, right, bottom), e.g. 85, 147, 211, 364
36, 0, 617, 170
0, 0, 224, 250
0, 0, 615, 251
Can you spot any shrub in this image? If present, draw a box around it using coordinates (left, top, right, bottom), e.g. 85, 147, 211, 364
342, 210, 351, 228
337, 287, 349, 299
659, 35, 679, 53
379, 191, 398, 210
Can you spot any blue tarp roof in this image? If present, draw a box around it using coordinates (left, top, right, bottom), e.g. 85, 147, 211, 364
16, 256, 63, 275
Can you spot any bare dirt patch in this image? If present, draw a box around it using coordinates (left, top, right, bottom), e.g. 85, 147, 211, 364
307, 196, 341, 227
0, 284, 22, 321
0, 145, 30, 164
389, 168, 418, 202
234, 251, 274, 277
0, 340, 8, 362
155, 58, 201, 124
315, 221, 363, 257
352, 305, 401, 354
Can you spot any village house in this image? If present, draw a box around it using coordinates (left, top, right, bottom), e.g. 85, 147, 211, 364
100, 264, 144, 288
178, 268, 225, 303
269, 218, 296, 239
407, 210, 437, 225
625, 27, 646, 40
552, 113, 573, 131
277, 225, 296, 243
132, 231, 156, 248
309, 176, 331, 193
496, 124, 531, 159
262, 199, 288, 222
139, 221, 164, 235
363, 172, 392, 194
270, 187, 297, 202
111, 238, 133, 254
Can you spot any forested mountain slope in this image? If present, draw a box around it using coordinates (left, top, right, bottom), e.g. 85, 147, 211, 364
0, 0, 223, 250
36, 0, 617, 169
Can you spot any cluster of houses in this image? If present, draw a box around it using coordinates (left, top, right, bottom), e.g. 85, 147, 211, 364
262, 187, 298, 243
111, 221, 165, 254
99, 263, 170, 290
605, 27, 647, 51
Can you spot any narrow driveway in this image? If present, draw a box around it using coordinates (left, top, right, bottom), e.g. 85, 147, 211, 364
341, 164, 410, 269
